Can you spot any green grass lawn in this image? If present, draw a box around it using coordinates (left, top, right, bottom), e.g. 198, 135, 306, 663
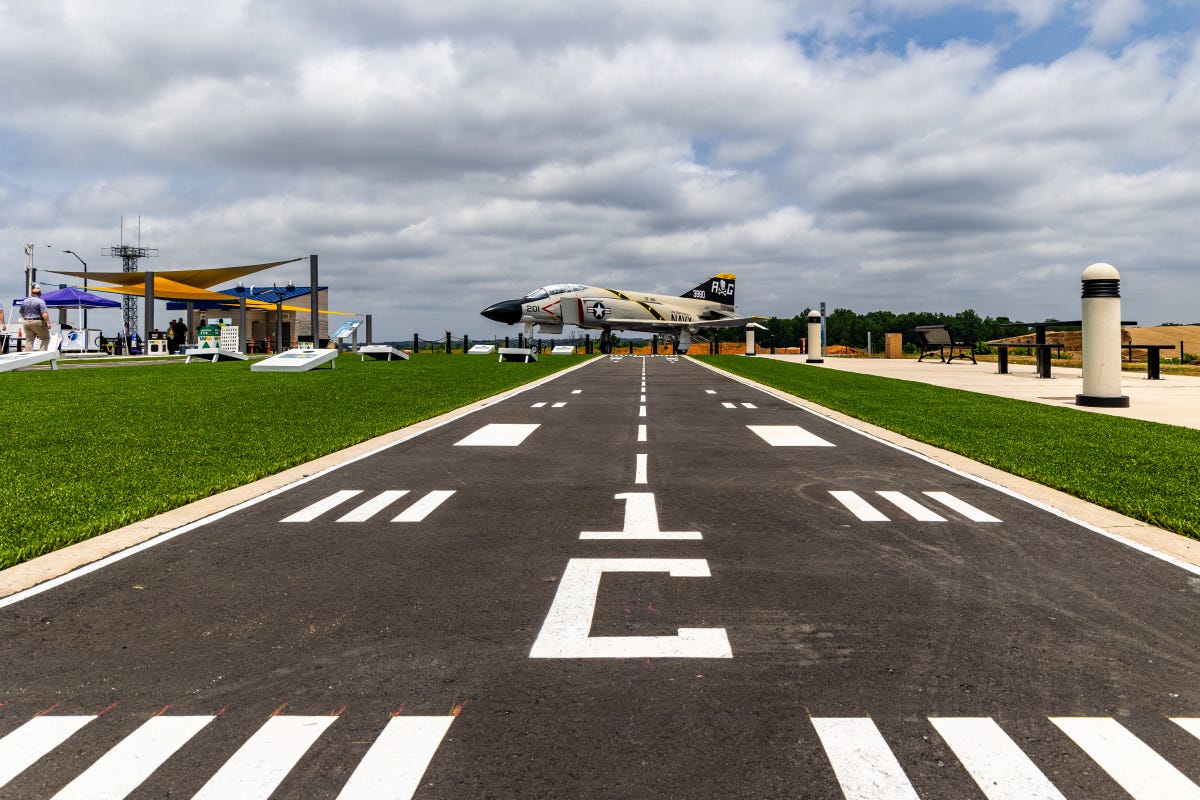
0, 353, 591, 569
697, 355, 1200, 541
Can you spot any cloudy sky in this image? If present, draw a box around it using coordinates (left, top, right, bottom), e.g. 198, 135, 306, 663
3, 0, 1199, 341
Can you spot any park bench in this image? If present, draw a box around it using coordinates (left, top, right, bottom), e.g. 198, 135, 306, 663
915, 325, 976, 364
991, 341, 1064, 378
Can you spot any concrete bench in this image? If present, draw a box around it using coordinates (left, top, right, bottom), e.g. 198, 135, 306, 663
915, 325, 976, 364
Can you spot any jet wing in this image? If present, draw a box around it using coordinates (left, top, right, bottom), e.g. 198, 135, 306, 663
690, 316, 766, 329
598, 316, 765, 329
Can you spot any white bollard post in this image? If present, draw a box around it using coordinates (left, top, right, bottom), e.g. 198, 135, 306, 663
806, 310, 823, 363
1076, 262, 1129, 408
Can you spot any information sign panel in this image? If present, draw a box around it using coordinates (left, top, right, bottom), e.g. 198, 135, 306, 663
250, 347, 338, 372
358, 344, 409, 361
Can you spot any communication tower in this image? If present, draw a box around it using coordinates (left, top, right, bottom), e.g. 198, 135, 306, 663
102, 216, 157, 334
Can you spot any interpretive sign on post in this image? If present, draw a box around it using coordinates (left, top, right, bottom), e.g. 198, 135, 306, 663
250, 347, 338, 372
498, 347, 537, 363
183, 347, 248, 364
468, 344, 496, 354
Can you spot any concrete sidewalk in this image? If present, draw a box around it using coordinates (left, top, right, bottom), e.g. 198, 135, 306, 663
762, 354, 1200, 430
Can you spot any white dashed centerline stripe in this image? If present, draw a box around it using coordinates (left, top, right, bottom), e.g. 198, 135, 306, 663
877, 491, 946, 522
193, 715, 337, 800
393, 491, 456, 522
635, 454, 648, 484
930, 717, 1067, 800
338, 491, 410, 523
454, 423, 540, 447
283, 490, 364, 523
830, 491, 889, 522
637, 425, 647, 442
52, 716, 215, 800
923, 491, 1001, 523
0, 716, 95, 790
639, 406, 646, 417
811, 718, 920, 800
571, 389, 582, 394
1050, 717, 1200, 799
705, 390, 716, 394
336, 716, 455, 800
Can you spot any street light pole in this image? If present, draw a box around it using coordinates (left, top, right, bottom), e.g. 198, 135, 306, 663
63, 249, 88, 328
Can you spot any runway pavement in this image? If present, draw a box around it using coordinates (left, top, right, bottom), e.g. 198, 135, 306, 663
3, 354, 1200, 798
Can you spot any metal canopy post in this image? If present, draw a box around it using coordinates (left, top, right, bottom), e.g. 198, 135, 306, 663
144, 272, 155, 349
309, 254, 319, 346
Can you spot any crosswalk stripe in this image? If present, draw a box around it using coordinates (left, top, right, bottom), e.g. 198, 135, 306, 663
1050, 717, 1200, 799
811, 718, 920, 800
830, 491, 889, 522
51, 716, 214, 800
923, 492, 1001, 522
393, 491, 456, 522
335, 716, 455, 800
338, 491, 410, 523
877, 491, 946, 522
283, 490, 363, 523
0, 716, 95, 789
930, 717, 1066, 800
747, 425, 835, 447
192, 715, 337, 800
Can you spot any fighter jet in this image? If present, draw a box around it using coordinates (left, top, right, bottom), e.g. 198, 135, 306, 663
480, 273, 757, 354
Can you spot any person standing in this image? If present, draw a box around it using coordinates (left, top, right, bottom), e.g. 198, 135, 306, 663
176, 317, 188, 352
20, 284, 52, 351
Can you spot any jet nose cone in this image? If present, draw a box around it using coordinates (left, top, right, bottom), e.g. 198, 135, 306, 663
480, 299, 523, 324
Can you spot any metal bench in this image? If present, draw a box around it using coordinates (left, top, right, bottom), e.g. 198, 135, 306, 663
1123, 343, 1175, 380
915, 325, 976, 364
991, 342, 1064, 378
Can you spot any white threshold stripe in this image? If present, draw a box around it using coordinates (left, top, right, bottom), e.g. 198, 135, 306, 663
336, 716, 455, 800
283, 490, 363, 523
552, 402, 567, 408
923, 491, 1001, 522
811, 718, 920, 800
453, 423, 540, 447
722, 402, 736, 409
930, 718, 1066, 800
1050, 717, 1200, 799
637, 425, 647, 442
193, 715, 337, 800
531, 402, 546, 408
741, 403, 757, 409
877, 491, 946, 522
0, 716, 95, 789
51, 716, 214, 800
830, 491, 889, 522
635, 454, 648, 484
338, 490, 409, 522
571, 389, 582, 394
394, 490, 456, 522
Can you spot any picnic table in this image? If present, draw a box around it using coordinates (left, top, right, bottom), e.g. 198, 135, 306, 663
995, 319, 1137, 378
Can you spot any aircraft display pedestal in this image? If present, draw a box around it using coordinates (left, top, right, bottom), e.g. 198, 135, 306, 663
358, 345, 409, 361
251, 347, 338, 372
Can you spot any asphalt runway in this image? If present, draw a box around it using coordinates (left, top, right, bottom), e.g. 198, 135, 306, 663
3, 355, 1200, 799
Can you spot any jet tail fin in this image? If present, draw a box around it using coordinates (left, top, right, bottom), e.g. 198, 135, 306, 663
682, 274, 736, 305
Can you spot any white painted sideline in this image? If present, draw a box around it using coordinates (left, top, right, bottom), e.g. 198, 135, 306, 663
0, 356, 602, 606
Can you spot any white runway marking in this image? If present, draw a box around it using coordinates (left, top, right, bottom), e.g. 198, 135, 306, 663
811, 717, 920, 800
283, 490, 363, 523
338, 490, 410, 522
529, 558, 731, 658
830, 491, 890, 522
454, 423, 540, 446
635, 454, 648, 484
571, 389, 582, 394
930, 717, 1067, 800
531, 402, 547, 408
552, 402, 567, 408
1050, 717, 1200, 799
877, 491, 945, 522
722, 402, 736, 409
193, 715, 337, 800
393, 490, 456, 522
639, 405, 646, 417
52, 715, 214, 800
580, 493, 702, 540
336, 716, 455, 800
923, 491, 1001, 522
705, 390, 716, 394
637, 425, 647, 442
747, 425, 835, 447
741, 403, 757, 409
0, 716, 94, 790
640, 394, 646, 402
